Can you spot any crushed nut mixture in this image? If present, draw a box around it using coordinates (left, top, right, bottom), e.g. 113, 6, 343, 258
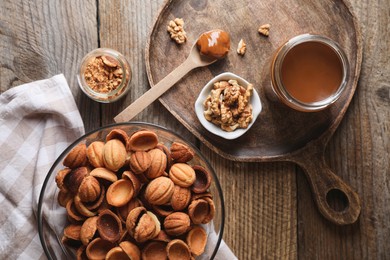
258, 24, 270, 37
237, 39, 247, 55
203, 80, 254, 132
167, 18, 187, 44
84, 56, 123, 93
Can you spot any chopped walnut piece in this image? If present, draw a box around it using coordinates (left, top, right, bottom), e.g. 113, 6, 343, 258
203, 80, 254, 132
210, 88, 223, 117
258, 24, 270, 37
238, 105, 253, 128
213, 80, 230, 90
223, 84, 240, 106
237, 39, 247, 55
167, 18, 187, 44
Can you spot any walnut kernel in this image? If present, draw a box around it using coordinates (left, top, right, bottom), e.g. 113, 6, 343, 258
167, 18, 187, 44
237, 39, 247, 55
258, 24, 270, 37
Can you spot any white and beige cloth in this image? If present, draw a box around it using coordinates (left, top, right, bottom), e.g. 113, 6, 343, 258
0, 74, 236, 259
0, 75, 84, 259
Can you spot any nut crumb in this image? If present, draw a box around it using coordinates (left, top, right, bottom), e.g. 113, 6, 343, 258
167, 18, 187, 44
258, 24, 270, 37
237, 39, 247, 55
84, 56, 123, 93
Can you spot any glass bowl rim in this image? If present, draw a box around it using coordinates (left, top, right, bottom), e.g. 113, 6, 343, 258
37, 121, 225, 260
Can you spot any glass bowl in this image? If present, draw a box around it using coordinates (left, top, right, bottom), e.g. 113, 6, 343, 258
38, 122, 224, 259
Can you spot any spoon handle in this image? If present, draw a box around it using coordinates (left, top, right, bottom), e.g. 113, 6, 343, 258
114, 57, 197, 123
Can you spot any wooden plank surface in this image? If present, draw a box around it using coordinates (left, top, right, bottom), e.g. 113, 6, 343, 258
0, 0, 101, 129
297, 0, 390, 258
97, 0, 193, 139
0, 0, 389, 259
144, 0, 362, 162
144, 0, 362, 227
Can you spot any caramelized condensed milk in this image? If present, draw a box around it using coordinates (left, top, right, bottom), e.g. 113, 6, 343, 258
271, 34, 349, 112
196, 29, 230, 59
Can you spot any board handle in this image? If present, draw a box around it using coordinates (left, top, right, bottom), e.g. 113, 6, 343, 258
293, 148, 361, 225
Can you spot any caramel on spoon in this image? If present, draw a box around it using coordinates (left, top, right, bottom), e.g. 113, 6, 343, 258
114, 29, 230, 123
196, 29, 230, 59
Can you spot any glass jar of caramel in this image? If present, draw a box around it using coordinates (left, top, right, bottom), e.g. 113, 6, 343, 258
77, 48, 131, 103
270, 34, 349, 112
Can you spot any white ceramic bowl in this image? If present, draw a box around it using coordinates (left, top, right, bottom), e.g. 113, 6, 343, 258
195, 72, 262, 140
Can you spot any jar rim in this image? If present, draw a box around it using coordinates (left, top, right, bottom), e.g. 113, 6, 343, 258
271, 34, 349, 112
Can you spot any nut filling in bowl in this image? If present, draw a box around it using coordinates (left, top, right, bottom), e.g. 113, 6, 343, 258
38, 122, 224, 260
195, 72, 262, 140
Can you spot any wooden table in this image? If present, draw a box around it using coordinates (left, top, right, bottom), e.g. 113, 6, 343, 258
1, 0, 389, 259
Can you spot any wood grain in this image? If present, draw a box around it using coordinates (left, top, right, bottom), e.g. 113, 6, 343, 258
145, 0, 361, 162
84, 0, 297, 258
145, 0, 362, 225
0, 0, 389, 259
97, 0, 193, 138
114, 43, 217, 123
298, 0, 390, 258
203, 147, 298, 259
0, 0, 101, 131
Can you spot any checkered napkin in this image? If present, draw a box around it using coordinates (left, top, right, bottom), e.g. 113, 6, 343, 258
0, 74, 85, 259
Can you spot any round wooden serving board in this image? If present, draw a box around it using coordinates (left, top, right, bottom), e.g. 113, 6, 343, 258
145, 0, 362, 225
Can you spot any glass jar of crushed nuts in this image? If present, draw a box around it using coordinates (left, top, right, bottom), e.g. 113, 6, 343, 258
77, 48, 131, 103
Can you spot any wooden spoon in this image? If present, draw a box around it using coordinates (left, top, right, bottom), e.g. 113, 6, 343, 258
114, 42, 220, 123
